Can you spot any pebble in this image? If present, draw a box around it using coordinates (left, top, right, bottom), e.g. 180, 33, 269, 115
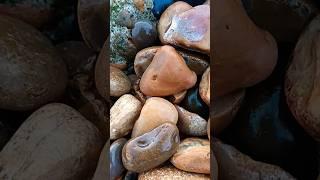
170, 138, 210, 174
175, 105, 207, 136
199, 67, 210, 105
181, 86, 209, 119
110, 94, 142, 140
152, 0, 175, 19
131, 97, 178, 138
212, 89, 245, 134
122, 123, 180, 173
110, 66, 131, 97
132, 21, 158, 50
134, 46, 160, 77
159, 2, 210, 54
139, 45, 197, 96
168, 90, 187, 104
212, 140, 296, 180
117, 9, 136, 28
138, 165, 210, 180
110, 138, 127, 180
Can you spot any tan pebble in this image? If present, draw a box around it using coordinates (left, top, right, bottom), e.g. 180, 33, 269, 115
110, 66, 131, 97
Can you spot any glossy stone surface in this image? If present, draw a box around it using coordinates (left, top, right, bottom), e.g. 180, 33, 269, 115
140, 45, 197, 96
152, 0, 174, 19
131, 97, 178, 138
122, 123, 180, 173
181, 86, 209, 119
175, 105, 207, 136
110, 138, 127, 180
212, 140, 296, 180
171, 138, 210, 174
132, 21, 157, 50
138, 165, 210, 179
124, 171, 138, 180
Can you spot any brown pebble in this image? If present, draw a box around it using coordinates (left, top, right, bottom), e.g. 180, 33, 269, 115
110, 66, 131, 97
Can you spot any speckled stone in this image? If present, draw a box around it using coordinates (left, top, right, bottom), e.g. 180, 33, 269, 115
122, 123, 180, 173
170, 138, 210, 174
138, 165, 210, 180
110, 138, 127, 180
175, 105, 207, 136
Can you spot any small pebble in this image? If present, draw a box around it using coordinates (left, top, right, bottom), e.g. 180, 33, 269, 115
175, 105, 207, 136
132, 20, 158, 50
170, 138, 210, 174
122, 123, 180, 173
131, 97, 178, 138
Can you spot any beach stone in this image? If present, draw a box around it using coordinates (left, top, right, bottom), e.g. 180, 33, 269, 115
170, 138, 210, 174
132, 20, 158, 50
131, 97, 178, 138
110, 138, 127, 180
138, 165, 210, 180
122, 123, 180, 173
110, 66, 131, 97
181, 87, 209, 119
110, 94, 142, 140
140, 45, 197, 96
175, 105, 207, 136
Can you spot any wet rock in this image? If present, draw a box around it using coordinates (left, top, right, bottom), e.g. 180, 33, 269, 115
212, 140, 296, 180
110, 94, 142, 140
199, 67, 210, 105
132, 20, 158, 50
171, 138, 210, 174
159, 2, 210, 54
138, 165, 210, 179
110, 138, 127, 180
110, 66, 131, 97
131, 97, 178, 138
181, 86, 209, 119
175, 105, 207, 136
140, 45, 197, 96
0, 15, 67, 111
212, 89, 245, 134
122, 123, 180, 173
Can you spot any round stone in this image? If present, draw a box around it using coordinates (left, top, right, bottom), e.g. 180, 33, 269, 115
132, 21, 158, 50
110, 138, 127, 179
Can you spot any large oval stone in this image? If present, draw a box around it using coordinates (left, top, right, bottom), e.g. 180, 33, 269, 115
170, 138, 210, 174
122, 123, 180, 173
140, 45, 197, 96
131, 97, 178, 138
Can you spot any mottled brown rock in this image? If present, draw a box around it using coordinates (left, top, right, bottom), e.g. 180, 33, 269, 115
95, 40, 108, 100
134, 46, 160, 77
212, 89, 245, 134
138, 165, 210, 180
168, 90, 187, 104
0, 15, 67, 111
285, 15, 320, 141
122, 123, 180, 173
200, 67, 210, 105
175, 105, 207, 136
212, 139, 296, 180
212, 0, 277, 97
159, 2, 210, 54
110, 94, 142, 140
0, 103, 103, 180
171, 138, 210, 174
78, 0, 108, 51
140, 45, 197, 96
131, 97, 178, 138
110, 66, 131, 97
